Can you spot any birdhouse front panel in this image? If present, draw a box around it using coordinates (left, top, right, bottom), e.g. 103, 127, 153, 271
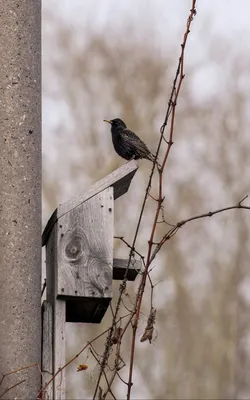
56, 187, 114, 300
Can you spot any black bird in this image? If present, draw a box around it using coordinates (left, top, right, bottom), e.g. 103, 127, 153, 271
104, 118, 155, 162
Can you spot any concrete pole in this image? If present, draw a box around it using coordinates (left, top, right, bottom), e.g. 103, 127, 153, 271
0, 1, 41, 399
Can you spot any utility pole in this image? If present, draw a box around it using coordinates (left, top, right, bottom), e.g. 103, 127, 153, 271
0, 1, 41, 399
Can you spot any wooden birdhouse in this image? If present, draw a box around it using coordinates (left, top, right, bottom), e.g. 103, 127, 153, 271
42, 161, 141, 399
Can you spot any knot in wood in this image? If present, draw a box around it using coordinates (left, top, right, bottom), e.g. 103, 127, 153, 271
64, 235, 85, 262
69, 245, 78, 255
88, 258, 112, 296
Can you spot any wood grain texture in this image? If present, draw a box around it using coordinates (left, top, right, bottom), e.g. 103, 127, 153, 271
42, 160, 138, 246
42, 301, 53, 400
54, 300, 66, 400
57, 187, 114, 300
45, 224, 66, 399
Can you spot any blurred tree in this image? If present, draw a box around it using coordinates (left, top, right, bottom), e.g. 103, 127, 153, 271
43, 6, 250, 400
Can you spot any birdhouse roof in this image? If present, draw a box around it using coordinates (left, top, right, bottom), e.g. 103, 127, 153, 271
42, 160, 138, 246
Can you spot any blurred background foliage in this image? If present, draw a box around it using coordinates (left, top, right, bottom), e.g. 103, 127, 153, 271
43, 1, 250, 398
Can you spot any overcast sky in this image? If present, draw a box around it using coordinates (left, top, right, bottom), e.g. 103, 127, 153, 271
43, 0, 250, 127
43, 0, 250, 39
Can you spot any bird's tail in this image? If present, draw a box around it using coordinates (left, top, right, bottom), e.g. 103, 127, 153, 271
147, 152, 157, 162
147, 152, 162, 168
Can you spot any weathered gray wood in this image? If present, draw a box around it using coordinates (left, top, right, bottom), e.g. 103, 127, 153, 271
57, 187, 114, 300
42, 301, 53, 400
113, 258, 142, 281
45, 223, 66, 399
63, 255, 141, 323
54, 300, 66, 400
46, 223, 57, 306
42, 161, 139, 395
42, 160, 138, 246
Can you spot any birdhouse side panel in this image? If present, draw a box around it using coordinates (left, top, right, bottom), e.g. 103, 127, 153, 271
56, 187, 114, 299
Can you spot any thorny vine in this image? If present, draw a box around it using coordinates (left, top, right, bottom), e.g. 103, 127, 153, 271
31, 0, 250, 399
93, 2, 198, 399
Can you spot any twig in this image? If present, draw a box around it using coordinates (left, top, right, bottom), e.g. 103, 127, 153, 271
126, 2, 197, 398
90, 346, 117, 400
0, 362, 39, 387
150, 195, 250, 262
116, 371, 129, 386
0, 379, 26, 399
93, 3, 198, 395
102, 333, 123, 400
39, 311, 132, 399
177, 196, 250, 227
114, 236, 145, 264
38, 327, 111, 399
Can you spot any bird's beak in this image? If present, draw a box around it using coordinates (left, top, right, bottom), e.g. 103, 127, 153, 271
103, 119, 112, 124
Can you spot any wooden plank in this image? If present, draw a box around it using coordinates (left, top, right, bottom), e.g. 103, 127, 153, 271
45, 223, 57, 305
54, 300, 66, 400
42, 209, 57, 247
113, 258, 142, 281
42, 301, 53, 400
52, 187, 114, 324
56, 187, 114, 300
42, 160, 138, 246
45, 223, 66, 399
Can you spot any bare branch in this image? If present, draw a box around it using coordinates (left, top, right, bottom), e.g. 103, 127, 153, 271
0, 379, 26, 399
150, 195, 250, 262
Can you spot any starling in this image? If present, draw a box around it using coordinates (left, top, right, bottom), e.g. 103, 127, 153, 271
104, 118, 155, 162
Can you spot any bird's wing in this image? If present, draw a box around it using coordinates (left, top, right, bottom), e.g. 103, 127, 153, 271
122, 128, 139, 140
123, 128, 150, 153
123, 128, 151, 158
